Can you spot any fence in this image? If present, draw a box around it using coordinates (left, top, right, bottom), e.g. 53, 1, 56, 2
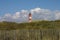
0, 29, 60, 40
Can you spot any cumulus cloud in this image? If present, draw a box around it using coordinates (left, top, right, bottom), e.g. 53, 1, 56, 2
21, 10, 28, 17
0, 8, 60, 22
54, 10, 60, 20
30, 8, 53, 20
12, 12, 20, 19
0, 17, 2, 22
4, 13, 11, 17
21, 10, 28, 14
30, 8, 41, 13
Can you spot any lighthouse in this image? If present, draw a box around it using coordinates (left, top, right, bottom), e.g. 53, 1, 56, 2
29, 13, 32, 22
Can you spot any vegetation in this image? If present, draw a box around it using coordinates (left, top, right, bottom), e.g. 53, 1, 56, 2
0, 20, 60, 30
0, 20, 60, 40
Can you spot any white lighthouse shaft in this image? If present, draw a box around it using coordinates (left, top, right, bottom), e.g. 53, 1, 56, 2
29, 17, 32, 22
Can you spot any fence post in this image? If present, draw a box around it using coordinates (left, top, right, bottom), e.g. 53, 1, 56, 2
40, 30, 43, 40
57, 31, 59, 40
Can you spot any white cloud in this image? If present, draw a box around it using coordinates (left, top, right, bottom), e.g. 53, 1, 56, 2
30, 8, 51, 15
21, 10, 28, 14
21, 10, 28, 18
32, 8, 41, 12
54, 11, 60, 19
0, 17, 2, 22
0, 8, 60, 22
12, 12, 20, 19
30, 8, 52, 20
4, 13, 11, 17
30, 8, 41, 14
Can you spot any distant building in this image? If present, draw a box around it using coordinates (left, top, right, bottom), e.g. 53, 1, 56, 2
29, 13, 32, 22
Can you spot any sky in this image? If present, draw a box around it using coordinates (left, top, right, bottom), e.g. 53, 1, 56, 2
0, 0, 60, 22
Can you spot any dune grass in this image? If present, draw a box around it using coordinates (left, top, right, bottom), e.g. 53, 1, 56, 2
0, 20, 60, 30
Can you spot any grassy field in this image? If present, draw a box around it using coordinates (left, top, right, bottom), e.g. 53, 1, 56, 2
0, 20, 60, 40
0, 20, 60, 30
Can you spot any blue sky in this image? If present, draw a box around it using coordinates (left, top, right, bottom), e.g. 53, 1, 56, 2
0, 0, 60, 15
0, 0, 60, 22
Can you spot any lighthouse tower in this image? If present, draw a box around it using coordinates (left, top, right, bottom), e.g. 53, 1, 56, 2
29, 13, 32, 22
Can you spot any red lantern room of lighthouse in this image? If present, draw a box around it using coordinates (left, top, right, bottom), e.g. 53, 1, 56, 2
29, 13, 32, 22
